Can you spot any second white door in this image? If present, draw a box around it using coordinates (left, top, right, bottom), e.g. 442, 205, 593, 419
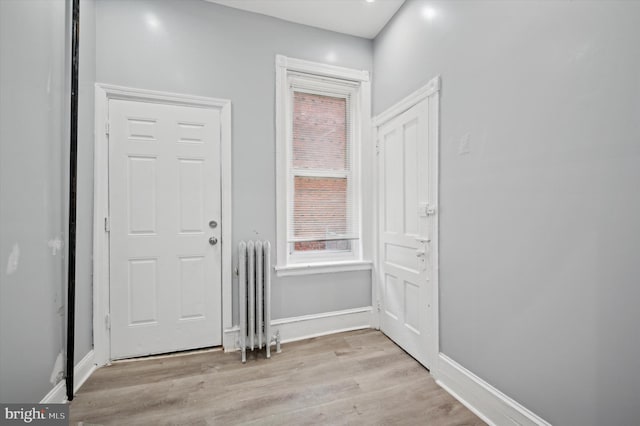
109, 99, 222, 360
377, 98, 436, 369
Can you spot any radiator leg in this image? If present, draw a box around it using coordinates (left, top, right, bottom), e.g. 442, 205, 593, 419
276, 330, 282, 353
242, 346, 246, 363
266, 336, 273, 359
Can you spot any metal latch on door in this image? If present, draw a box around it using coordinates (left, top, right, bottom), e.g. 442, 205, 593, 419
418, 203, 436, 217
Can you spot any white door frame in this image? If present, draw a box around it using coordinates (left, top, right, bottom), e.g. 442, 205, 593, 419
92, 84, 232, 366
371, 76, 441, 373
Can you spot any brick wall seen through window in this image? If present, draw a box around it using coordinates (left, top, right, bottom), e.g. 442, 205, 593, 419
292, 92, 350, 252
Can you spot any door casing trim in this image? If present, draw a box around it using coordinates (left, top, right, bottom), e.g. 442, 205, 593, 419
371, 75, 440, 373
93, 83, 232, 366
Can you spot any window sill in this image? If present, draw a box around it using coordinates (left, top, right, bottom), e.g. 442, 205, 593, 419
274, 260, 372, 277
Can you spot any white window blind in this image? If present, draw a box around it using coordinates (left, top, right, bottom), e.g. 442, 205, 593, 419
287, 83, 358, 254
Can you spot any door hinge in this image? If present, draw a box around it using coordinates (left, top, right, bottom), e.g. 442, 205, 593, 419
105, 313, 111, 330
376, 300, 382, 312
105, 121, 110, 136
104, 217, 110, 232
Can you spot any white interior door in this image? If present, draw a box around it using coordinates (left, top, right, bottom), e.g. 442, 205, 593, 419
109, 99, 222, 359
377, 98, 435, 368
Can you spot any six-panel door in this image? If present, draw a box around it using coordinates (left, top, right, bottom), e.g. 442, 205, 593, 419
109, 99, 222, 359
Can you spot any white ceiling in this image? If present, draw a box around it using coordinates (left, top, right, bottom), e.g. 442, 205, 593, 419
206, 0, 405, 39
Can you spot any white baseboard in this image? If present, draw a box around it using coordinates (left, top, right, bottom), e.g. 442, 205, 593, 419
222, 326, 240, 352
40, 379, 66, 404
435, 354, 551, 426
40, 350, 97, 404
223, 306, 372, 352
73, 350, 97, 394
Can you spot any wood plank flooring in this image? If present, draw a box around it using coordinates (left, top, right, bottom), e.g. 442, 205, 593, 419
70, 329, 484, 425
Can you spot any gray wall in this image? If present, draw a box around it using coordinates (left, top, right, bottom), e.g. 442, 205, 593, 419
0, 0, 68, 402
0, 0, 95, 402
374, 1, 640, 425
95, 0, 373, 322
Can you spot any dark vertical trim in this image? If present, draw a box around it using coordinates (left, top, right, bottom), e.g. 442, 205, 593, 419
66, 0, 80, 402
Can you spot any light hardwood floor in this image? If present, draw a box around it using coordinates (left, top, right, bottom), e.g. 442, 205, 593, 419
70, 329, 484, 425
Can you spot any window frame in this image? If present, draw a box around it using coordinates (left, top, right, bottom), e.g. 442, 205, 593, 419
275, 55, 371, 276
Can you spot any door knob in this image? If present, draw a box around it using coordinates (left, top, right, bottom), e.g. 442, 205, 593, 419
209, 236, 218, 246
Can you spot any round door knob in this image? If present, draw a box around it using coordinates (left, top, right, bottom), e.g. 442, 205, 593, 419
209, 236, 218, 246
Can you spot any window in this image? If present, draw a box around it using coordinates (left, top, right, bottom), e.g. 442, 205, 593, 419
275, 55, 371, 276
